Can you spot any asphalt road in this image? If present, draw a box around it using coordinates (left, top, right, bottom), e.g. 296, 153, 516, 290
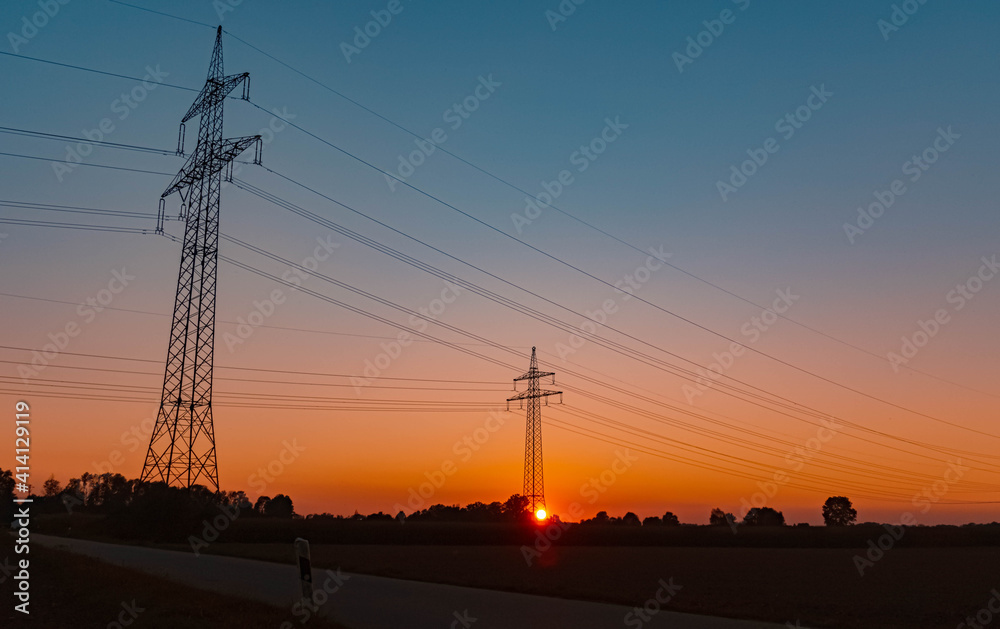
36, 534, 790, 629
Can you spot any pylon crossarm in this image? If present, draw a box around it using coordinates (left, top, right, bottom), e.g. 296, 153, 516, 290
161, 134, 261, 198
181, 72, 249, 123
513, 369, 555, 382
507, 388, 562, 402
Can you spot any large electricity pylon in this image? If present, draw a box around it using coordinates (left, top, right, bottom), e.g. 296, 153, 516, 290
507, 347, 562, 517
141, 26, 261, 491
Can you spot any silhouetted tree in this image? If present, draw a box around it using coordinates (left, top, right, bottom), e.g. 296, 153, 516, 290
709, 508, 736, 526
642, 516, 662, 526
822, 496, 857, 526
266, 494, 295, 518
110, 481, 221, 541
593, 510, 610, 524
226, 490, 251, 513
43, 475, 62, 497
502, 494, 529, 521
662, 511, 680, 526
743, 507, 785, 526
253, 495, 271, 515
0, 468, 14, 523
484, 501, 504, 520
79, 472, 95, 506
87, 473, 133, 511
622, 512, 641, 526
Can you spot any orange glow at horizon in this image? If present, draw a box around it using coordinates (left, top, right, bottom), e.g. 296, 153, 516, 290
3, 217, 999, 528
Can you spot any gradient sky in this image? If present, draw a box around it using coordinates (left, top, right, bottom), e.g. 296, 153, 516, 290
1, 0, 999, 525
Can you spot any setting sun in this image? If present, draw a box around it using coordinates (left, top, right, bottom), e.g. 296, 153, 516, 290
536, 509, 547, 521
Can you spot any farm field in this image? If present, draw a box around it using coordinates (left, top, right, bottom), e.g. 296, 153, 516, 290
0, 537, 345, 629
153, 541, 1000, 629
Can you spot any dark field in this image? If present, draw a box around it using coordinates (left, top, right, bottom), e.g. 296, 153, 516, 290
0, 536, 345, 629
157, 542, 998, 629
30, 515, 1000, 628
34, 512, 1000, 547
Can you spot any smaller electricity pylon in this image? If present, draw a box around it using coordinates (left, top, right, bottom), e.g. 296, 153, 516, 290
507, 347, 562, 519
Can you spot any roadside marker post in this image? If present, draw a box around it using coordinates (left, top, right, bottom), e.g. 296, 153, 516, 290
294, 537, 313, 602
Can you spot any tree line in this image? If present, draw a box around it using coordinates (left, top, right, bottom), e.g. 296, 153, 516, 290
2, 469, 858, 529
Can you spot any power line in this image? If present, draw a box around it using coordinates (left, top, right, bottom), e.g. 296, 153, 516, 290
0, 387, 493, 413
240, 170, 1000, 441
95, 5, 995, 402
4, 40, 989, 401
0, 150, 175, 177
13, 273, 982, 485
231, 180, 850, 420
2, 375, 496, 405
0, 126, 177, 156
4, 204, 995, 478
0, 50, 199, 92
0, 364, 505, 392
7, 39, 997, 501
5, 45, 990, 402
207, 240, 1000, 474
0, 344, 504, 384
106, 0, 217, 29
0, 217, 149, 234
542, 413, 999, 505
207, 26, 995, 400
0, 199, 160, 220
0, 290, 519, 348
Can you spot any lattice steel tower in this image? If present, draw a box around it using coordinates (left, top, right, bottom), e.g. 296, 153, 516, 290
141, 27, 260, 490
507, 347, 562, 517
